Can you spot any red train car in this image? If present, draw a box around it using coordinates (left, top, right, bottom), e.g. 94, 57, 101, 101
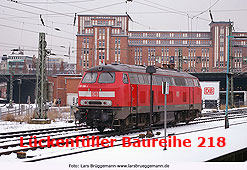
76, 64, 202, 132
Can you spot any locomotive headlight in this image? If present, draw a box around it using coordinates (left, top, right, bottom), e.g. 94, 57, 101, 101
80, 100, 89, 105
102, 100, 112, 106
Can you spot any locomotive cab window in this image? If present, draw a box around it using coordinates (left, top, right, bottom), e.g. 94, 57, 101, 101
81, 72, 98, 83
98, 72, 115, 83
123, 73, 129, 84
193, 79, 200, 87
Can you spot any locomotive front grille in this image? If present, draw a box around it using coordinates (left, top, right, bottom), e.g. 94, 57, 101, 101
89, 101, 102, 105
80, 100, 112, 106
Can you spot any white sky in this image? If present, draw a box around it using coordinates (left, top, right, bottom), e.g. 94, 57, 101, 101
0, 0, 246, 63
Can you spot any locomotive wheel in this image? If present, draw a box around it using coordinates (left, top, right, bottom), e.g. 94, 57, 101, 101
115, 119, 128, 133
97, 126, 105, 133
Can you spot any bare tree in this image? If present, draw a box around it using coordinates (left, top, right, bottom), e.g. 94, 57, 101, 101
22, 59, 28, 74
32, 55, 36, 73
52, 63, 57, 75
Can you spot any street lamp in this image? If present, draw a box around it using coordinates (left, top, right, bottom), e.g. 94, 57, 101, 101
146, 66, 156, 134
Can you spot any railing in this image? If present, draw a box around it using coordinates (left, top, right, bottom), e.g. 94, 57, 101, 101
0, 104, 34, 119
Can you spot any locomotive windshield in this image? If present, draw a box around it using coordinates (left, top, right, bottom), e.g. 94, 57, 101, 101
81, 72, 97, 83
98, 72, 115, 83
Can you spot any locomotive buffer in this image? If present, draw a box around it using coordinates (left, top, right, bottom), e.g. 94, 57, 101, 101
162, 81, 169, 150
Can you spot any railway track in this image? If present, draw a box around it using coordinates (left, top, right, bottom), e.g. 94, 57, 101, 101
25, 120, 247, 162
0, 127, 93, 146
0, 125, 84, 137
0, 108, 247, 161
0, 126, 89, 141
192, 109, 247, 124
0, 129, 113, 156
202, 108, 247, 117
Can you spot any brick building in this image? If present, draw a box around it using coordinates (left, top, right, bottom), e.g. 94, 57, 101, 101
76, 15, 247, 73
48, 74, 81, 106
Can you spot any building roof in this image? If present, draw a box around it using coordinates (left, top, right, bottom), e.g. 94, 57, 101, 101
78, 14, 127, 17
86, 64, 195, 78
129, 30, 210, 33
209, 21, 233, 26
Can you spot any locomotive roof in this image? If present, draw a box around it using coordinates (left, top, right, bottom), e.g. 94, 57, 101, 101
86, 64, 196, 78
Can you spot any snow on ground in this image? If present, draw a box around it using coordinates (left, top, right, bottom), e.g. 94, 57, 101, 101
0, 105, 74, 132
201, 107, 247, 114
0, 119, 75, 133
1, 107, 247, 170
1, 118, 247, 170
31, 117, 247, 163
0, 103, 35, 113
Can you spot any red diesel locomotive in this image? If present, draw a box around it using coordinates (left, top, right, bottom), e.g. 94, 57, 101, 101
76, 64, 202, 132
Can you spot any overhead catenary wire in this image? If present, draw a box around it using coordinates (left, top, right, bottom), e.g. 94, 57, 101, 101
0, 41, 77, 55
3, 0, 160, 38
143, 0, 188, 16
7, 0, 125, 17
0, 22, 80, 56
191, 0, 220, 19
20, 0, 97, 4
134, 0, 211, 22
0, 10, 78, 27
7, 0, 74, 18
4, 0, 161, 31
51, 0, 106, 16
2, 0, 246, 62
0, 15, 75, 35
124, 8, 247, 15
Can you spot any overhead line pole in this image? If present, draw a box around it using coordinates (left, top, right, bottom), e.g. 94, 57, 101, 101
35, 32, 48, 119
225, 34, 247, 129
229, 23, 234, 108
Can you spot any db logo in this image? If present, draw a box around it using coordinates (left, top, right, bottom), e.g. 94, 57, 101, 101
204, 87, 214, 95
91, 91, 99, 97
